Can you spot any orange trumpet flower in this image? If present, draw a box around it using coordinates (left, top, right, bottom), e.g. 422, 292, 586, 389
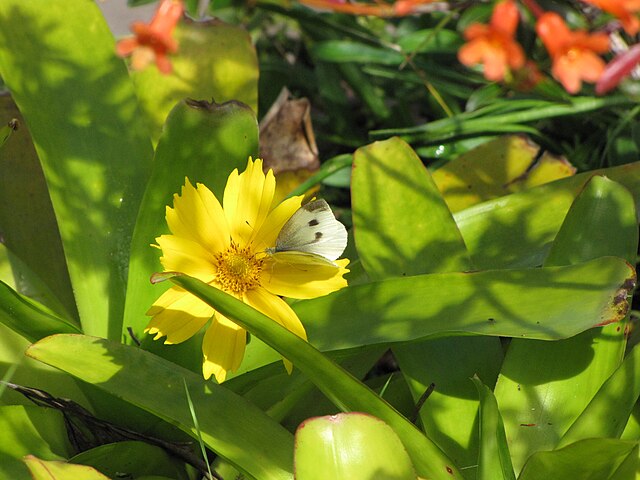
536, 12, 609, 93
458, 0, 526, 82
584, 0, 640, 36
116, 0, 184, 74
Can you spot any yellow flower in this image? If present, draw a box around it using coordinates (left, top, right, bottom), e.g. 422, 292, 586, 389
145, 158, 350, 382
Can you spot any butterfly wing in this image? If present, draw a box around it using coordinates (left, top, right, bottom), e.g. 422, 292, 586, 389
275, 199, 347, 261
269, 250, 339, 268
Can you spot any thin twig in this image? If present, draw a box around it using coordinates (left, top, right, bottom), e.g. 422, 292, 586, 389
410, 382, 436, 424
1, 382, 215, 478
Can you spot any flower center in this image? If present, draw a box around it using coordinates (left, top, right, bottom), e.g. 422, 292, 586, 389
566, 47, 580, 61
213, 242, 263, 294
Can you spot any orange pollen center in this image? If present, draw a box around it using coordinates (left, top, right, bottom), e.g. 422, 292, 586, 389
213, 242, 263, 294
566, 47, 580, 61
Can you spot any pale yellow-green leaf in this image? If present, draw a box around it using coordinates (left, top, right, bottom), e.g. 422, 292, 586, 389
130, 19, 258, 143
295, 413, 416, 480
432, 136, 575, 213
23, 456, 109, 480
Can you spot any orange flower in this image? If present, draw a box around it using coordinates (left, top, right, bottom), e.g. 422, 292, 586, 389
584, 0, 640, 35
116, 0, 183, 74
536, 12, 609, 93
458, 0, 526, 82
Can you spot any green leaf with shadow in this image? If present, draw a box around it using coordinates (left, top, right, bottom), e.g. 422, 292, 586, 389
26, 334, 294, 480
0, 0, 154, 339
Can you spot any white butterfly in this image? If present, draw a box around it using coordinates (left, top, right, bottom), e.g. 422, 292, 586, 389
266, 199, 347, 267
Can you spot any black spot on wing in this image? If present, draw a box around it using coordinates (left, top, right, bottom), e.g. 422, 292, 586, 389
303, 200, 328, 212
315, 232, 323, 240
308, 219, 319, 226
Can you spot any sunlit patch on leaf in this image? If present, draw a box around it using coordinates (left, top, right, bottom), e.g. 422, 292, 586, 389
130, 17, 259, 143
432, 135, 576, 212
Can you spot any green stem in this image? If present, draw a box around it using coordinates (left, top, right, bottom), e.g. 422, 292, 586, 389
171, 275, 465, 480
286, 154, 353, 198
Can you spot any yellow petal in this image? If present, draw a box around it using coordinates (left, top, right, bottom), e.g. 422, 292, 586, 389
260, 257, 349, 299
222, 168, 240, 225
258, 169, 277, 231
166, 178, 230, 253
202, 313, 246, 382
251, 195, 303, 252
244, 287, 307, 376
145, 286, 213, 344
146, 284, 186, 315
244, 287, 307, 341
156, 235, 217, 281
223, 158, 276, 247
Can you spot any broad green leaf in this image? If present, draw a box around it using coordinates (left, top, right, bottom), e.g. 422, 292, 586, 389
350, 138, 497, 475
611, 448, 639, 480
26, 334, 294, 480
169, 274, 464, 479
70, 441, 191, 480
473, 377, 516, 480
0, 405, 70, 480
0, 246, 74, 326
521, 153, 577, 189
130, 19, 259, 143
0, 281, 81, 343
495, 176, 637, 471
123, 99, 259, 340
23, 456, 109, 480
621, 403, 640, 441
293, 257, 634, 351
0, 310, 180, 465
0, 259, 189, 450
559, 344, 640, 447
0, 0, 154, 338
396, 338, 503, 478
454, 161, 640, 269
352, 137, 470, 277
432, 136, 575, 213
544, 177, 638, 266
294, 413, 416, 480
518, 438, 638, 480
0, 95, 76, 319
0, 245, 13, 290
0, 321, 89, 411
